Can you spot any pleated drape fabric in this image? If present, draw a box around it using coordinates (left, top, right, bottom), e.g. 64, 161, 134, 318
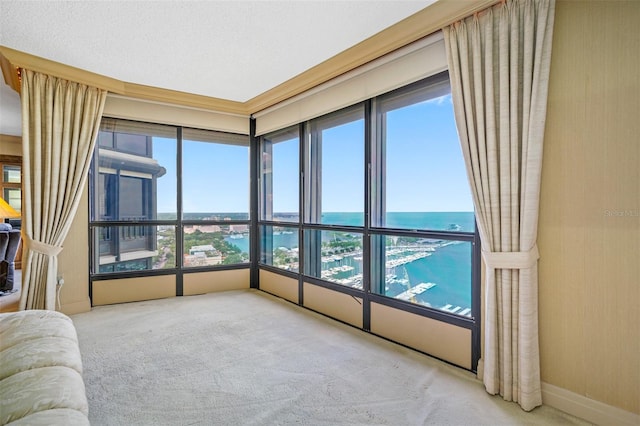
19, 69, 106, 310
443, 0, 555, 411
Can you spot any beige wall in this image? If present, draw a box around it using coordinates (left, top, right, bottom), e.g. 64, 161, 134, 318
539, 0, 640, 415
0, 134, 21, 156
371, 302, 471, 370
57, 187, 91, 314
303, 282, 363, 328
260, 269, 298, 304
93, 274, 176, 306
183, 269, 250, 295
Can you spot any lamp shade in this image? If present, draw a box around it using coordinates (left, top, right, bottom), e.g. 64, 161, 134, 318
0, 197, 20, 219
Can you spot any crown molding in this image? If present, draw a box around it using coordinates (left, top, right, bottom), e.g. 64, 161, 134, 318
0, 45, 247, 116
0, 45, 124, 93
1, 0, 497, 117
0, 48, 21, 94
120, 82, 247, 116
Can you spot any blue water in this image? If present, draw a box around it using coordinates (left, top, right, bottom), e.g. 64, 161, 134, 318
320, 211, 476, 232
404, 242, 471, 308
225, 212, 475, 311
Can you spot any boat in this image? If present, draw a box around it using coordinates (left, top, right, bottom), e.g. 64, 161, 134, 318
459, 308, 472, 317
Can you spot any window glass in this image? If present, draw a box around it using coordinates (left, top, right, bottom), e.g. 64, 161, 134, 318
1, 162, 21, 228
370, 234, 472, 317
260, 225, 299, 272
306, 107, 364, 227
304, 229, 363, 289
118, 176, 148, 219
94, 225, 176, 273
115, 133, 150, 156
260, 126, 299, 222
374, 76, 473, 231
183, 224, 250, 267
97, 131, 114, 148
182, 129, 249, 221
94, 120, 177, 221
3, 188, 21, 212
2, 165, 20, 183
91, 119, 251, 275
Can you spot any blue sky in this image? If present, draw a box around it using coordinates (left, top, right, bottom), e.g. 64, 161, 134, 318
152, 93, 473, 215
383, 94, 473, 212
154, 139, 249, 214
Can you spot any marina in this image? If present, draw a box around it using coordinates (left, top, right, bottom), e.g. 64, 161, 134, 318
221, 214, 474, 319
395, 282, 437, 301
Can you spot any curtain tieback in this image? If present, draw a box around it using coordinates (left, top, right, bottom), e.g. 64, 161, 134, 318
482, 245, 539, 270
24, 237, 63, 257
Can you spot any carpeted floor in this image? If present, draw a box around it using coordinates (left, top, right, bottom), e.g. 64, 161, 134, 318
71, 289, 591, 425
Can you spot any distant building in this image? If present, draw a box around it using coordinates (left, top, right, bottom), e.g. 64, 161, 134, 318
184, 244, 223, 267
189, 244, 216, 255
94, 130, 166, 273
230, 224, 248, 233
184, 225, 222, 234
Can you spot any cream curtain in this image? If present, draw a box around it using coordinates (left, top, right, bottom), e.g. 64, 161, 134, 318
20, 69, 107, 310
443, 0, 555, 411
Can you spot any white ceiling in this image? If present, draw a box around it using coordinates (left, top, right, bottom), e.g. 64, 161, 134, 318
0, 0, 435, 137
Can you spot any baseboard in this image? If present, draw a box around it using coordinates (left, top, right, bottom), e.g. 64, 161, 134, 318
542, 382, 640, 426
60, 298, 91, 315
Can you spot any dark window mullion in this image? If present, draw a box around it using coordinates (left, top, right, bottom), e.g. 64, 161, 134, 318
250, 118, 260, 288
363, 99, 372, 330
298, 123, 305, 302
471, 225, 482, 371
114, 170, 121, 260
176, 127, 183, 294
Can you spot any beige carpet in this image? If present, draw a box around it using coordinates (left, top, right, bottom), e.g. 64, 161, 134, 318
71, 289, 590, 425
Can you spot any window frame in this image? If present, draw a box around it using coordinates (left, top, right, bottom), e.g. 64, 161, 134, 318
89, 119, 251, 295
259, 125, 301, 223
1, 160, 21, 215
90, 72, 481, 371
257, 72, 481, 371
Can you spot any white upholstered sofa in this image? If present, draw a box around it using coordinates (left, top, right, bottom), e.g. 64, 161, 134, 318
0, 310, 89, 425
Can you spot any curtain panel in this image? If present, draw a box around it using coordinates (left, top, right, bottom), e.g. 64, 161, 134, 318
20, 69, 107, 310
443, 0, 555, 411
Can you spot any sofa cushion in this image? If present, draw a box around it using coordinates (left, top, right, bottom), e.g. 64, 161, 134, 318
0, 366, 89, 425
6, 408, 90, 426
0, 310, 78, 351
0, 336, 84, 381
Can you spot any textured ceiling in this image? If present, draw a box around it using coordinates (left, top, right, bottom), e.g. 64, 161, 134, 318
0, 0, 435, 136
0, 1, 433, 99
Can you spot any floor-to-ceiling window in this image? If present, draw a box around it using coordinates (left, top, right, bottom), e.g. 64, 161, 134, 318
89, 118, 250, 290
182, 128, 250, 269
259, 126, 300, 272
304, 105, 365, 286
369, 72, 476, 317
258, 71, 481, 370
89, 71, 479, 370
